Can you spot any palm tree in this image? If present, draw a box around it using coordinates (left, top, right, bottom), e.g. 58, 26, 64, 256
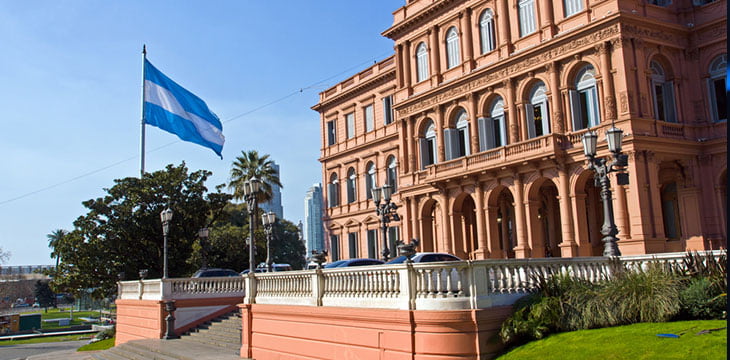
47, 229, 68, 273
228, 150, 282, 203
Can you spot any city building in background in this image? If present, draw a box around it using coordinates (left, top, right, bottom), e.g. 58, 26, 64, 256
313, 0, 727, 261
303, 183, 325, 255
259, 162, 284, 219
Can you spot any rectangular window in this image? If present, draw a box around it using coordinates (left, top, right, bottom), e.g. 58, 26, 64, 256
364, 105, 374, 132
564, 0, 583, 17
712, 78, 727, 121
383, 96, 393, 125
519, 0, 536, 37
367, 230, 378, 259
348, 233, 358, 259
327, 120, 336, 146
346, 112, 355, 139
330, 235, 340, 261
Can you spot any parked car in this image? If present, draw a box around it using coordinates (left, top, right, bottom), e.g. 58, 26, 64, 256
324, 258, 385, 268
192, 268, 240, 278
240, 263, 293, 275
386, 252, 462, 264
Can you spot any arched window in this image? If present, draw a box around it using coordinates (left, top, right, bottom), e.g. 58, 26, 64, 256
365, 162, 376, 200
346, 168, 357, 204
518, 0, 536, 37
446, 27, 461, 69
387, 156, 398, 193
479, 9, 496, 54
570, 65, 601, 131
708, 54, 727, 122
416, 42, 429, 82
419, 120, 438, 169
564, 0, 584, 17
479, 97, 507, 151
650, 61, 677, 123
445, 109, 470, 159
526, 82, 550, 138
328, 173, 339, 208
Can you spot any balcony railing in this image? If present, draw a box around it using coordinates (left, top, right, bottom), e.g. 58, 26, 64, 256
117, 251, 723, 310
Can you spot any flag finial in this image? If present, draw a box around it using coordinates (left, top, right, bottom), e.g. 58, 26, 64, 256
142, 44, 146, 56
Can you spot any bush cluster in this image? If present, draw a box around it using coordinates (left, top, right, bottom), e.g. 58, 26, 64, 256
499, 252, 726, 347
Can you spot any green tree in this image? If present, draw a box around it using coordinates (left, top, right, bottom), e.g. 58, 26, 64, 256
270, 219, 306, 270
34, 280, 55, 312
228, 150, 282, 203
50, 163, 232, 298
47, 229, 68, 275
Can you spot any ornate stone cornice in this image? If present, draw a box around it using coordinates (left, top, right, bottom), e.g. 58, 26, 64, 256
381, 0, 466, 40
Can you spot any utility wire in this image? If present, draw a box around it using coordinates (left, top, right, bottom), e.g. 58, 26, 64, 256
0, 52, 392, 207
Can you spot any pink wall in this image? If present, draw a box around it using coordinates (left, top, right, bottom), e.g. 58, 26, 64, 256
240, 304, 512, 360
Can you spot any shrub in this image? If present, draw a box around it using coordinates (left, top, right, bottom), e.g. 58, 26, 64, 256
678, 277, 726, 320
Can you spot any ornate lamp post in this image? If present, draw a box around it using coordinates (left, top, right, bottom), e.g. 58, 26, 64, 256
242, 178, 261, 273
261, 211, 276, 273
197, 227, 209, 270
371, 185, 400, 261
581, 127, 629, 256
160, 208, 173, 279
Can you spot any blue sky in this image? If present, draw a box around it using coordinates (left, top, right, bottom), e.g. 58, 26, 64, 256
0, 1, 399, 266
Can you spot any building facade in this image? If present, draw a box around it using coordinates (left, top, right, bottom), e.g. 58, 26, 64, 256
259, 162, 284, 219
314, 0, 727, 261
304, 183, 325, 254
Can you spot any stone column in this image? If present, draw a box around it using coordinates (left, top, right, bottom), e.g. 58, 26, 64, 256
474, 182, 488, 259
597, 42, 617, 122
410, 196, 421, 244
496, 0, 512, 57
435, 106, 446, 162
439, 192, 453, 254
405, 117, 414, 173
403, 41, 412, 93
512, 174, 530, 258
557, 163, 577, 256
505, 79, 519, 143
539, 0, 556, 38
612, 173, 631, 241
460, 9, 475, 71
429, 27, 441, 85
467, 93, 480, 153
548, 62, 564, 134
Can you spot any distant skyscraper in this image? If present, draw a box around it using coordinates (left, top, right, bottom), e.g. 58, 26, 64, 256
260, 162, 283, 219
304, 183, 324, 254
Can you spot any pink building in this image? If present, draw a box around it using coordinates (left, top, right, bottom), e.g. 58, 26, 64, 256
314, 0, 727, 261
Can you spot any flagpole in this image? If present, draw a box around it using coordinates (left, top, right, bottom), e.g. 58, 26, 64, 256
140, 44, 147, 177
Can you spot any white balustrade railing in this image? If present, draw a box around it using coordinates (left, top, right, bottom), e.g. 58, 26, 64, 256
118, 250, 725, 310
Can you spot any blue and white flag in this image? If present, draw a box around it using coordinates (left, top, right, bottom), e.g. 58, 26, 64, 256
143, 59, 224, 157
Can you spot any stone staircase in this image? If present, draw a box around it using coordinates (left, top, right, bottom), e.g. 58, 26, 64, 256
90, 311, 245, 360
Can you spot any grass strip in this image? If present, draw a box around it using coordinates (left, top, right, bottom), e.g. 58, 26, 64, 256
77, 338, 114, 351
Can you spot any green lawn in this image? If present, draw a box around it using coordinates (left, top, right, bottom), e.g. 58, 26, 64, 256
497, 320, 727, 360
0, 334, 92, 346
77, 338, 115, 351
37, 308, 107, 329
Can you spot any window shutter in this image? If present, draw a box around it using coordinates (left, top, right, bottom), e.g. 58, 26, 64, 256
484, 117, 496, 150
569, 90, 582, 131
663, 82, 676, 123
525, 104, 536, 138
444, 128, 457, 160
477, 117, 488, 151
419, 138, 429, 169
463, 125, 471, 156
327, 183, 334, 207
589, 87, 600, 127
499, 114, 507, 146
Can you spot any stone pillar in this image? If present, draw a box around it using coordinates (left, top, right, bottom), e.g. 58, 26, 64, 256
435, 106, 446, 163
496, 0, 512, 57
557, 164, 577, 256
403, 41, 412, 93
597, 42, 617, 122
548, 62, 564, 134
485, 205, 500, 257
467, 93, 480, 153
571, 192, 591, 256
612, 173, 631, 241
429, 27, 441, 86
538, 0, 556, 38
505, 79, 519, 143
410, 196, 421, 244
438, 192, 453, 254
474, 183, 489, 259
460, 9, 475, 71
512, 175, 530, 258
405, 117, 414, 174
524, 199, 542, 256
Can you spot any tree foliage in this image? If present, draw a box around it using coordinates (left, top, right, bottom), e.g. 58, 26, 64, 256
34, 280, 55, 311
228, 150, 282, 203
50, 163, 231, 298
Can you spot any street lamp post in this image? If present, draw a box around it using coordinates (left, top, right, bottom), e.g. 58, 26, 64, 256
581, 127, 629, 256
242, 178, 261, 273
197, 228, 209, 270
371, 185, 400, 261
262, 211, 276, 273
160, 208, 173, 279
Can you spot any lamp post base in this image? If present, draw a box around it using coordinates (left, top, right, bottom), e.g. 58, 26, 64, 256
602, 236, 621, 257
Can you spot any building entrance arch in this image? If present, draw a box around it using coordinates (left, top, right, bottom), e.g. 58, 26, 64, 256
527, 178, 563, 257
574, 171, 603, 256
487, 187, 516, 258
452, 193, 478, 259
420, 199, 442, 253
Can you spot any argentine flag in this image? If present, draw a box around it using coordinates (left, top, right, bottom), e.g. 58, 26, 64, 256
143, 59, 224, 157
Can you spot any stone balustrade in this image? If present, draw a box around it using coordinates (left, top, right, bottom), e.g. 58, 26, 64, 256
117, 251, 723, 309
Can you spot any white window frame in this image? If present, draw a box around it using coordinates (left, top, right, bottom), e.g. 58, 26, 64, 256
416, 42, 429, 83
570, 65, 601, 131
364, 104, 374, 132
479, 97, 507, 151
346, 112, 355, 138
518, 0, 536, 37
708, 54, 727, 122
563, 0, 583, 17
650, 61, 677, 123
328, 174, 339, 208
479, 9, 496, 54
387, 156, 398, 193
419, 121, 438, 169
526, 83, 550, 138
365, 162, 376, 200
446, 27, 461, 69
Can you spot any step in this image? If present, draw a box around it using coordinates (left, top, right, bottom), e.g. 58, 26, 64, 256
183, 335, 241, 352
188, 332, 241, 346
91, 349, 131, 360
122, 341, 180, 360
194, 326, 241, 338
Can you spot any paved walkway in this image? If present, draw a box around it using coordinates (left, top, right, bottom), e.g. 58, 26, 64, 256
0, 340, 93, 360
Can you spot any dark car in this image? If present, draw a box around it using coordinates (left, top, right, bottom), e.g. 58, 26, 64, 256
386, 252, 462, 264
324, 258, 385, 268
192, 268, 240, 278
